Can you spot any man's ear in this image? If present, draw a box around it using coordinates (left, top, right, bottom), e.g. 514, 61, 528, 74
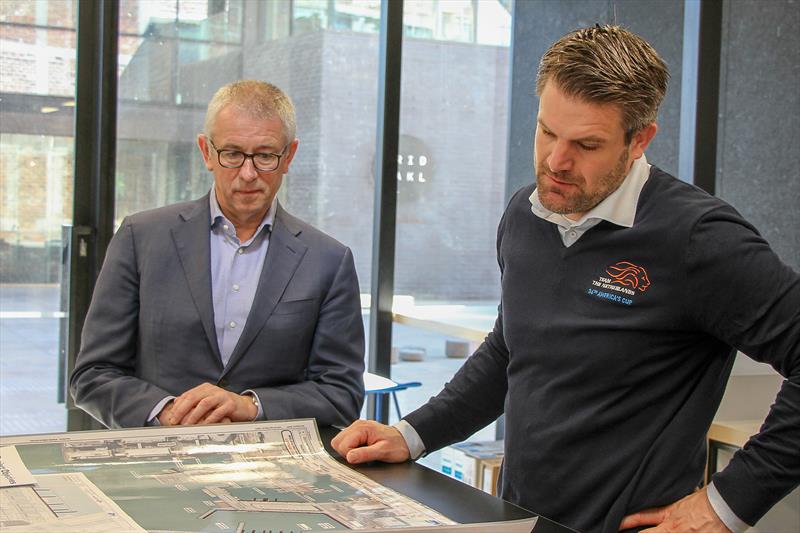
280, 139, 300, 173
197, 134, 214, 171
629, 123, 658, 161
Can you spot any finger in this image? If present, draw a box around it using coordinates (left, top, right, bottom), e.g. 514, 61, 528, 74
169, 392, 205, 424
198, 413, 233, 425
619, 508, 667, 530
345, 441, 387, 464
167, 397, 190, 424
332, 426, 371, 456
183, 401, 220, 425
331, 419, 369, 442
179, 384, 234, 422
199, 403, 235, 425
345, 439, 407, 464
330, 425, 352, 450
180, 396, 220, 425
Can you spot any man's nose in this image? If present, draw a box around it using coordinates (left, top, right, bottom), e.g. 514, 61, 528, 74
237, 157, 259, 180
547, 141, 573, 173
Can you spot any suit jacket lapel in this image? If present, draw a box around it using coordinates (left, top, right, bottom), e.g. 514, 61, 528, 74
222, 203, 308, 376
171, 195, 223, 368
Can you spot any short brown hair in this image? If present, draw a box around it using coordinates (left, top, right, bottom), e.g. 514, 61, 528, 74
204, 80, 296, 143
536, 25, 669, 142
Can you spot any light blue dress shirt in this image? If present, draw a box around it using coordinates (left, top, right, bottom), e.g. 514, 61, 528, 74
148, 188, 275, 423
209, 188, 275, 366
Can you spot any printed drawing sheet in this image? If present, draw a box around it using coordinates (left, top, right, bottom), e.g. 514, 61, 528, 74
0, 419, 461, 532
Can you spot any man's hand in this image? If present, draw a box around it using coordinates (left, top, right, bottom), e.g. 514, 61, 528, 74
163, 383, 257, 425
157, 399, 178, 426
331, 419, 411, 464
619, 487, 731, 532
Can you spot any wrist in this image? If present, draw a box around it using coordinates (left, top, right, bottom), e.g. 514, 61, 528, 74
157, 399, 175, 425
242, 392, 258, 420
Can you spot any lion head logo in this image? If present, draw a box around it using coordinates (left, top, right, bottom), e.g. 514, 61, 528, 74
606, 261, 651, 292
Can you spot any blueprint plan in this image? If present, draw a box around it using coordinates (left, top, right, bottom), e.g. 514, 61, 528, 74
0, 419, 457, 532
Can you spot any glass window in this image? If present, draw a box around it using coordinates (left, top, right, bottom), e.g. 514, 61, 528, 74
114, 0, 378, 319
0, 0, 77, 435
263, 0, 511, 44
389, 0, 512, 469
293, 0, 329, 34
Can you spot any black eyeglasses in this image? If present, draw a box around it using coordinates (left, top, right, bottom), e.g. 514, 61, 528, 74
208, 139, 288, 172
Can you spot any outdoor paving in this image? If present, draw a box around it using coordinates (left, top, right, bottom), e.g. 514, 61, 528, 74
0, 285, 67, 436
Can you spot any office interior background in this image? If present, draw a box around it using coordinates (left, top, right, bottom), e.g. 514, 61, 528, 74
0, 0, 798, 527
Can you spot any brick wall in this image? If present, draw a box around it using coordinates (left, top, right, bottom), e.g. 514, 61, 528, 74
239, 30, 507, 300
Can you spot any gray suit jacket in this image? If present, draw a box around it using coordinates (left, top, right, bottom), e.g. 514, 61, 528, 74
70, 195, 365, 428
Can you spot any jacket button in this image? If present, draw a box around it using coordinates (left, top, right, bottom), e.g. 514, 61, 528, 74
218, 378, 229, 388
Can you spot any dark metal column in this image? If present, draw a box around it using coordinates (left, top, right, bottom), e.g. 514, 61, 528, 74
65, 0, 119, 431
686, 0, 723, 194
367, 0, 403, 423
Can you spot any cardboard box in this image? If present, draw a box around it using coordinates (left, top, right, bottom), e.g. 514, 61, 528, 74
481, 457, 503, 496
440, 440, 504, 489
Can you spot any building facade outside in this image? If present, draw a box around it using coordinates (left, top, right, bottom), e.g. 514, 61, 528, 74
1, 0, 511, 301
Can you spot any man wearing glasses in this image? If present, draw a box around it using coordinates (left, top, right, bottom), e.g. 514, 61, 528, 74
70, 80, 365, 429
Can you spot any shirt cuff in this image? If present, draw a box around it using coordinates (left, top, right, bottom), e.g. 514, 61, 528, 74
393, 419, 426, 460
707, 481, 750, 533
242, 390, 264, 421
147, 396, 176, 426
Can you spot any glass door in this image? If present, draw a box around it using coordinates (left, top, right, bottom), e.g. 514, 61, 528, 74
389, 0, 512, 468
0, 0, 78, 435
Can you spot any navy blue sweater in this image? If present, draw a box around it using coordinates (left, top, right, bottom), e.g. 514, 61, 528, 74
405, 166, 799, 532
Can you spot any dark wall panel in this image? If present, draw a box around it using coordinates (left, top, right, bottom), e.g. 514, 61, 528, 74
506, 0, 684, 198
717, 0, 799, 269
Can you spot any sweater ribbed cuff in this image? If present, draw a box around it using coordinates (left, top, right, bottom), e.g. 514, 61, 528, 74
393, 419, 426, 460
707, 482, 749, 533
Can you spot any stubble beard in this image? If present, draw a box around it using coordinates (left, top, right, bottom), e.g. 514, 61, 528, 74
535, 148, 630, 216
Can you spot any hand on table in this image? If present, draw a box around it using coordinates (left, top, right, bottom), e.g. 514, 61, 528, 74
331, 419, 411, 464
619, 487, 731, 532
158, 383, 256, 426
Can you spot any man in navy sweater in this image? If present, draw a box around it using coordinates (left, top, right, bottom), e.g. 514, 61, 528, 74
333, 25, 799, 533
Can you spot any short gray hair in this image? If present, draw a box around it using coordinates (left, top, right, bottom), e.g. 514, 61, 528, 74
204, 80, 296, 144
536, 25, 669, 143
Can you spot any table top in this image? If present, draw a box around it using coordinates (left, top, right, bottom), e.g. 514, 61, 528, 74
363, 371, 399, 392
319, 426, 576, 532
0, 422, 574, 532
707, 420, 762, 448
392, 304, 497, 343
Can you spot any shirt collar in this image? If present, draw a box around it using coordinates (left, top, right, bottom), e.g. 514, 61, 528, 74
530, 154, 650, 229
209, 187, 277, 235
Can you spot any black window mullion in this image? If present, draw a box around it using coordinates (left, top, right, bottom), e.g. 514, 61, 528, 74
367, 0, 403, 423
65, 0, 119, 431
688, 0, 723, 194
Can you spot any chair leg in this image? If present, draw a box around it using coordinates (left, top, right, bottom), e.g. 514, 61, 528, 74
374, 393, 385, 424
392, 391, 403, 421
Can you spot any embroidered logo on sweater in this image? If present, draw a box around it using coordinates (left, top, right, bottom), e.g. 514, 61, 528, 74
606, 261, 651, 292
586, 261, 650, 305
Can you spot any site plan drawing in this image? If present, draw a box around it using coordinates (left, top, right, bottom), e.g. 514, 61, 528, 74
0, 419, 457, 532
